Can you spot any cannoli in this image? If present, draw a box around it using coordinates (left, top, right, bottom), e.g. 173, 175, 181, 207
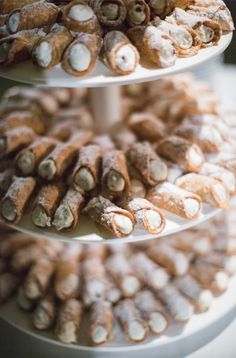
84, 196, 135, 237
165, 160, 184, 184
52, 189, 85, 231
102, 149, 130, 200
55, 299, 83, 344
82, 256, 107, 306
127, 25, 176, 68
89, 301, 113, 345
54, 244, 82, 300
62, 33, 101, 77
134, 290, 169, 335
0, 233, 38, 257
90, 0, 127, 27
128, 112, 166, 142
170, 230, 212, 256
200, 163, 236, 196
156, 136, 205, 172
167, 8, 222, 47
201, 253, 236, 276
0, 111, 45, 135
0, 126, 36, 158
0, 0, 39, 15
102, 31, 140, 75
176, 173, 228, 209
158, 285, 194, 323
92, 135, 115, 152
106, 253, 141, 297
0, 168, 14, 194
72, 145, 102, 192
147, 0, 193, 18
1, 176, 36, 224
7, 2, 59, 34
115, 299, 148, 342
32, 24, 73, 70
153, 17, 201, 57
17, 286, 35, 311
130, 178, 146, 198
0, 272, 19, 303
38, 130, 93, 181
106, 275, 122, 304
147, 182, 201, 220
49, 115, 93, 141
33, 294, 56, 331
16, 137, 58, 176
32, 182, 65, 228
190, 260, 229, 295
127, 142, 168, 186
125, 0, 150, 27
173, 274, 213, 312
24, 258, 55, 300
120, 197, 166, 235
147, 243, 189, 276
131, 253, 169, 290
62, 0, 99, 33
112, 126, 137, 152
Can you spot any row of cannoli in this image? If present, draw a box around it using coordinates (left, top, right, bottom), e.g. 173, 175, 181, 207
0, 213, 236, 345
0, 0, 234, 77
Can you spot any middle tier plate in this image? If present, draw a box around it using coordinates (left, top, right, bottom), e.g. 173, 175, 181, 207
6, 204, 221, 244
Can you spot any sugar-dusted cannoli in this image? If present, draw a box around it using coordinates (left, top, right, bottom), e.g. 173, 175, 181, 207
52, 188, 85, 232
214, 236, 236, 255
153, 17, 201, 57
55, 299, 83, 344
127, 142, 168, 186
102, 31, 140, 75
102, 149, 130, 200
85, 196, 135, 237
0, 126, 36, 158
130, 178, 146, 198
72, 145, 102, 192
33, 294, 56, 331
201, 253, 236, 277
106, 275, 122, 304
125, 0, 150, 27
0, 233, 38, 257
54, 244, 82, 300
0, 111, 45, 135
115, 299, 148, 342
200, 163, 236, 196
89, 301, 113, 345
1, 176, 36, 224
131, 253, 169, 290
147, 243, 189, 276
190, 260, 229, 295
176, 173, 228, 209
173, 274, 213, 313
147, 0, 192, 18
120, 197, 166, 235
156, 136, 205, 172
24, 258, 55, 300
158, 285, 194, 323
82, 256, 107, 307
147, 182, 201, 220
7, 1, 59, 34
62, 0, 99, 33
0, 0, 38, 15
134, 290, 169, 335
0, 168, 14, 194
127, 25, 176, 68
170, 230, 212, 256
128, 112, 166, 142
62, 33, 101, 77
106, 253, 141, 297
0, 272, 19, 303
17, 286, 35, 311
32, 182, 65, 228
32, 24, 73, 70
90, 0, 127, 27
167, 8, 222, 47
38, 130, 93, 181
16, 137, 58, 176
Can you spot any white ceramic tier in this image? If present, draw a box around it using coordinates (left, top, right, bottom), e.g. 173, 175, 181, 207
0, 33, 232, 88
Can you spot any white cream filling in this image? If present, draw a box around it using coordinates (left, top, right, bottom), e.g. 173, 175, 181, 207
34, 308, 50, 330
129, 5, 146, 25
175, 300, 193, 322
74, 168, 95, 191
128, 321, 146, 341
53, 205, 73, 231
69, 4, 94, 21
188, 148, 203, 168
151, 270, 169, 289
114, 214, 133, 235
34, 42, 52, 68
122, 275, 140, 296
184, 198, 200, 218
175, 255, 189, 276
213, 184, 227, 203
38, 159, 56, 180
1, 198, 16, 222
197, 25, 215, 43
32, 206, 51, 228
17, 152, 35, 175
61, 274, 78, 295
193, 239, 211, 255
215, 272, 229, 290
107, 170, 125, 192
57, 322, 77, 344
150, 159, 167, 182
145, 210, 162, 231
25, 280, 41, 299
159, 39, 176, 67
198, 290, 213, 310
130, 179, 146, 198
115, 45, 136, 72
149, 312, 168, 334
91, 325, 108, 344
0, 43, 10, 63
8, 12, 20, 33
69, 43, 91, 72
102, 3, 119, 20
149, 0, 166, 13
172, 28, 193, 50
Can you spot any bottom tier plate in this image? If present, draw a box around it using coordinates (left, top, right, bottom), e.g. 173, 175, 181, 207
1, 275, 236, 358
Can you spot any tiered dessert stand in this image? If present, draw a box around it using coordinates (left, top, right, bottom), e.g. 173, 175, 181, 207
0, 32, 235, 358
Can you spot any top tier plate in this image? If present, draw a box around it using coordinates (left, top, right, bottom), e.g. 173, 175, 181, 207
0, 33, 232, 88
